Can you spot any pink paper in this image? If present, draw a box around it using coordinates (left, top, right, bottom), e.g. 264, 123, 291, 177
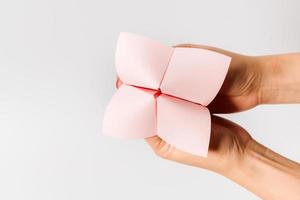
115, 32, 173, 89
157, 95, 211, 156
102, 85, 157, 139
102, 32, 231, 157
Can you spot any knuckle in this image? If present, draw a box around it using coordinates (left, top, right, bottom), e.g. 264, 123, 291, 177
153, 141, 174, 160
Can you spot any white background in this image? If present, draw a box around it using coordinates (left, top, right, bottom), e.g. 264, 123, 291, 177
0, 0, 299, 199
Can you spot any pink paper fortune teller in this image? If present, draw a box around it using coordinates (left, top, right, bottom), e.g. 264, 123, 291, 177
102, 32, 231, 157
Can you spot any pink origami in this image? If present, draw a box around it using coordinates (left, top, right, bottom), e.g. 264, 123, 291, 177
102, 32, 231, 157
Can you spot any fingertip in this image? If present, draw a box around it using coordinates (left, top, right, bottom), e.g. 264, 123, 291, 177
145, 135, 161, 146
174, 43, 195, 48
116, 77, 123, 88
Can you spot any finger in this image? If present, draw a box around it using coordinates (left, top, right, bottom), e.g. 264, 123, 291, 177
145, 135, 163, 150
145, 136, 210, 169
175, 43, 213, 49
116, 77, 123, 88
145, 135, 173, 159
174, 43, 238, 58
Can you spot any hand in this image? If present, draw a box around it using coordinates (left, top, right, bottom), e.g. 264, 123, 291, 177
177, 44, 300, 109
176, 44, 263, 113
118, 45, 300, 112
145, 116, 300, 199
145, 115, 252, 174
145, 47, 300, 199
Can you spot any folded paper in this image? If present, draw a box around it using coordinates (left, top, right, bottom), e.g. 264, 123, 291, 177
102, 32, 231, 157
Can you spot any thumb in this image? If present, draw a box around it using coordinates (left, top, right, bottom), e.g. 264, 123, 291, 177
145, 135, 210, 169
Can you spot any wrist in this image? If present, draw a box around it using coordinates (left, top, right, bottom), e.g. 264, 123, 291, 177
256, 54, 300, 104
256, 55, 282, 104
223, 139, 300, 199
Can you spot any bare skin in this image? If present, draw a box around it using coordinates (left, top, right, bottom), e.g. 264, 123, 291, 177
145, 45, 300, 200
